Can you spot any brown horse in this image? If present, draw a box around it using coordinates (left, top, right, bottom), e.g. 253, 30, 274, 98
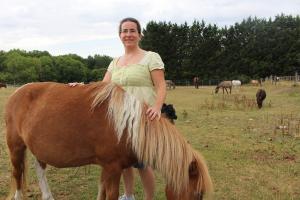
0, 82, 7, 88
5, 82, 212, 200
193, 77, 200, 89
256, 89, 266, 109
250, 80, 261, 86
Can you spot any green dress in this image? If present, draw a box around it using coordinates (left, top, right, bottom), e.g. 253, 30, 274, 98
107, 51, 164, 106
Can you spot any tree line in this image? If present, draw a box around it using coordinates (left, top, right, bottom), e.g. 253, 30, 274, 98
0, 14, 299, 84
140, 14, 300, 83
0, 50, 112, 84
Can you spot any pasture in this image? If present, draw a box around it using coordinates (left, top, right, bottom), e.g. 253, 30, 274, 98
0, 81, 299, 200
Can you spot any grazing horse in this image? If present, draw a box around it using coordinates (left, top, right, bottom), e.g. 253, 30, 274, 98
193, 77, 200, 89
250, 80, 261, 86
166, 80, 176, 89
0, 82, 7, 88
5, 82, 212, 200
215, 81, 232, 94
256, 89, 266, 109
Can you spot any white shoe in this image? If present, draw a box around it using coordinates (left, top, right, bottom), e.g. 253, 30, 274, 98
118, 194, 135, 200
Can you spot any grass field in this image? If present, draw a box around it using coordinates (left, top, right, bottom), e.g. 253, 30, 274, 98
0, 81, 299, 200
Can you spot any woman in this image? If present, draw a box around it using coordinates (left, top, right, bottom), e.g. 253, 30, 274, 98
103, 18, 166, 200
69, 17, 166, 200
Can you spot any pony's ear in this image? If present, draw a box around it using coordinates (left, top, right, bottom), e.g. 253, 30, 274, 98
189, 160, 199, 177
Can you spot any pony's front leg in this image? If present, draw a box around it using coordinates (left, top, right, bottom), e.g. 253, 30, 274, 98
224, 88, 229, 94
35, 159, 54, 200
97, 166, 122, 200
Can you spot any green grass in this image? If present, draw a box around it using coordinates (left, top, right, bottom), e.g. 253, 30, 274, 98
1, 81, 300, 200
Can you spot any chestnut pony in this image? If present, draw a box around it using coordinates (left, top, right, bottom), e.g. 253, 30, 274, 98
0, 82, 7, 88
5, 82, 212, 200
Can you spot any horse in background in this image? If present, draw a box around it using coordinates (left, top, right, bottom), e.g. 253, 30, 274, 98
193, 77, 200, 89
232, 80, 241, 88
215, 81, 232, 94
250, 80, 262, 86
256, 89, 266, 109
272, 76, 279, 85
166, 80, 176, 90
5, 82, 212, 200
0, 83, 7, 88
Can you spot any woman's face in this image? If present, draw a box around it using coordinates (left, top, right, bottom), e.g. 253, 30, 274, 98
119, 21, 141, 48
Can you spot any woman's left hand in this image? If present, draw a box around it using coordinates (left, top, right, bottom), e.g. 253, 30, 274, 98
146, 106, 161, 121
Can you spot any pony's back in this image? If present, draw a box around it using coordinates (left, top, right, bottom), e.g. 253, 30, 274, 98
5, 82, 137, 168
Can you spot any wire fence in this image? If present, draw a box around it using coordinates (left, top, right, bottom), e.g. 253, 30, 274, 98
172, 74, 300, 87
173, 79, 221, 86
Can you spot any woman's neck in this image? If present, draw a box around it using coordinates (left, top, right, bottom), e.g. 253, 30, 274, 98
124, 46, 142, 56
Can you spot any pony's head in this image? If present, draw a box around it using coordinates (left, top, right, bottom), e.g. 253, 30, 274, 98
215, 86, 219, 93
165, 151, 213, 200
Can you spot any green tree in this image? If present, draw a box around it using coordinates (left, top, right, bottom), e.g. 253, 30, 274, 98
53, 55, 88, 83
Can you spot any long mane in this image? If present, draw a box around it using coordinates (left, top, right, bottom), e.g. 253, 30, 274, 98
92, 82, 212, 195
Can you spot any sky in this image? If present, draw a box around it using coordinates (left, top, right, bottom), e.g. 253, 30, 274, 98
1, 0, 299, 58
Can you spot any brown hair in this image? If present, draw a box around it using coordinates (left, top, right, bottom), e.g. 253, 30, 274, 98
119, 17, 141, 34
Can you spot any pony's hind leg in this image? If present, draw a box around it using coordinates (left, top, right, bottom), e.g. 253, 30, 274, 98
7, 141, 26, 200
35, 160, 54, 200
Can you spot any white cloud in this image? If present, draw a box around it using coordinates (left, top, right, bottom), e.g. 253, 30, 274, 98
0, 0, 299, 57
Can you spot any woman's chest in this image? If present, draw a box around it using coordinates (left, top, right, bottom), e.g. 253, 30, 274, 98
111, 65, 152, 86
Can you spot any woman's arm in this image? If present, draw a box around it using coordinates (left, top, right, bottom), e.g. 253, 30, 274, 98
147, 69, 166, 120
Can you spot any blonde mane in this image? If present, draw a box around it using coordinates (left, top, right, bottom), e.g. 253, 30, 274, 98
92, 82, 212, 195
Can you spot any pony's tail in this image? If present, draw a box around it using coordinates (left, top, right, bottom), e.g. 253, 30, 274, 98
193, 150, 213, 198
6, 150, 28, 200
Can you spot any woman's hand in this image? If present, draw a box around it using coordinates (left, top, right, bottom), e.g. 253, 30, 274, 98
68, 82, 84, 87
146, 106, 161, 120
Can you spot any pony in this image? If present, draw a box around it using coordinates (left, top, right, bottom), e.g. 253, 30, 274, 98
256, 89, 266, 109
250, 80, 261, 86
231, 80, 241, 88
0, 82, 7, 88
272, 76, 279, 85
5, 82, 213, 200
161, 103, 177, 124
193, 77, 200, 89
215, 81, 232, 94
166, 80, 176, 90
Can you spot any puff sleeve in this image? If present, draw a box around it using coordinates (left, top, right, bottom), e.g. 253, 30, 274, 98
148, 52, 164, 71
107, 59, 115, 73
